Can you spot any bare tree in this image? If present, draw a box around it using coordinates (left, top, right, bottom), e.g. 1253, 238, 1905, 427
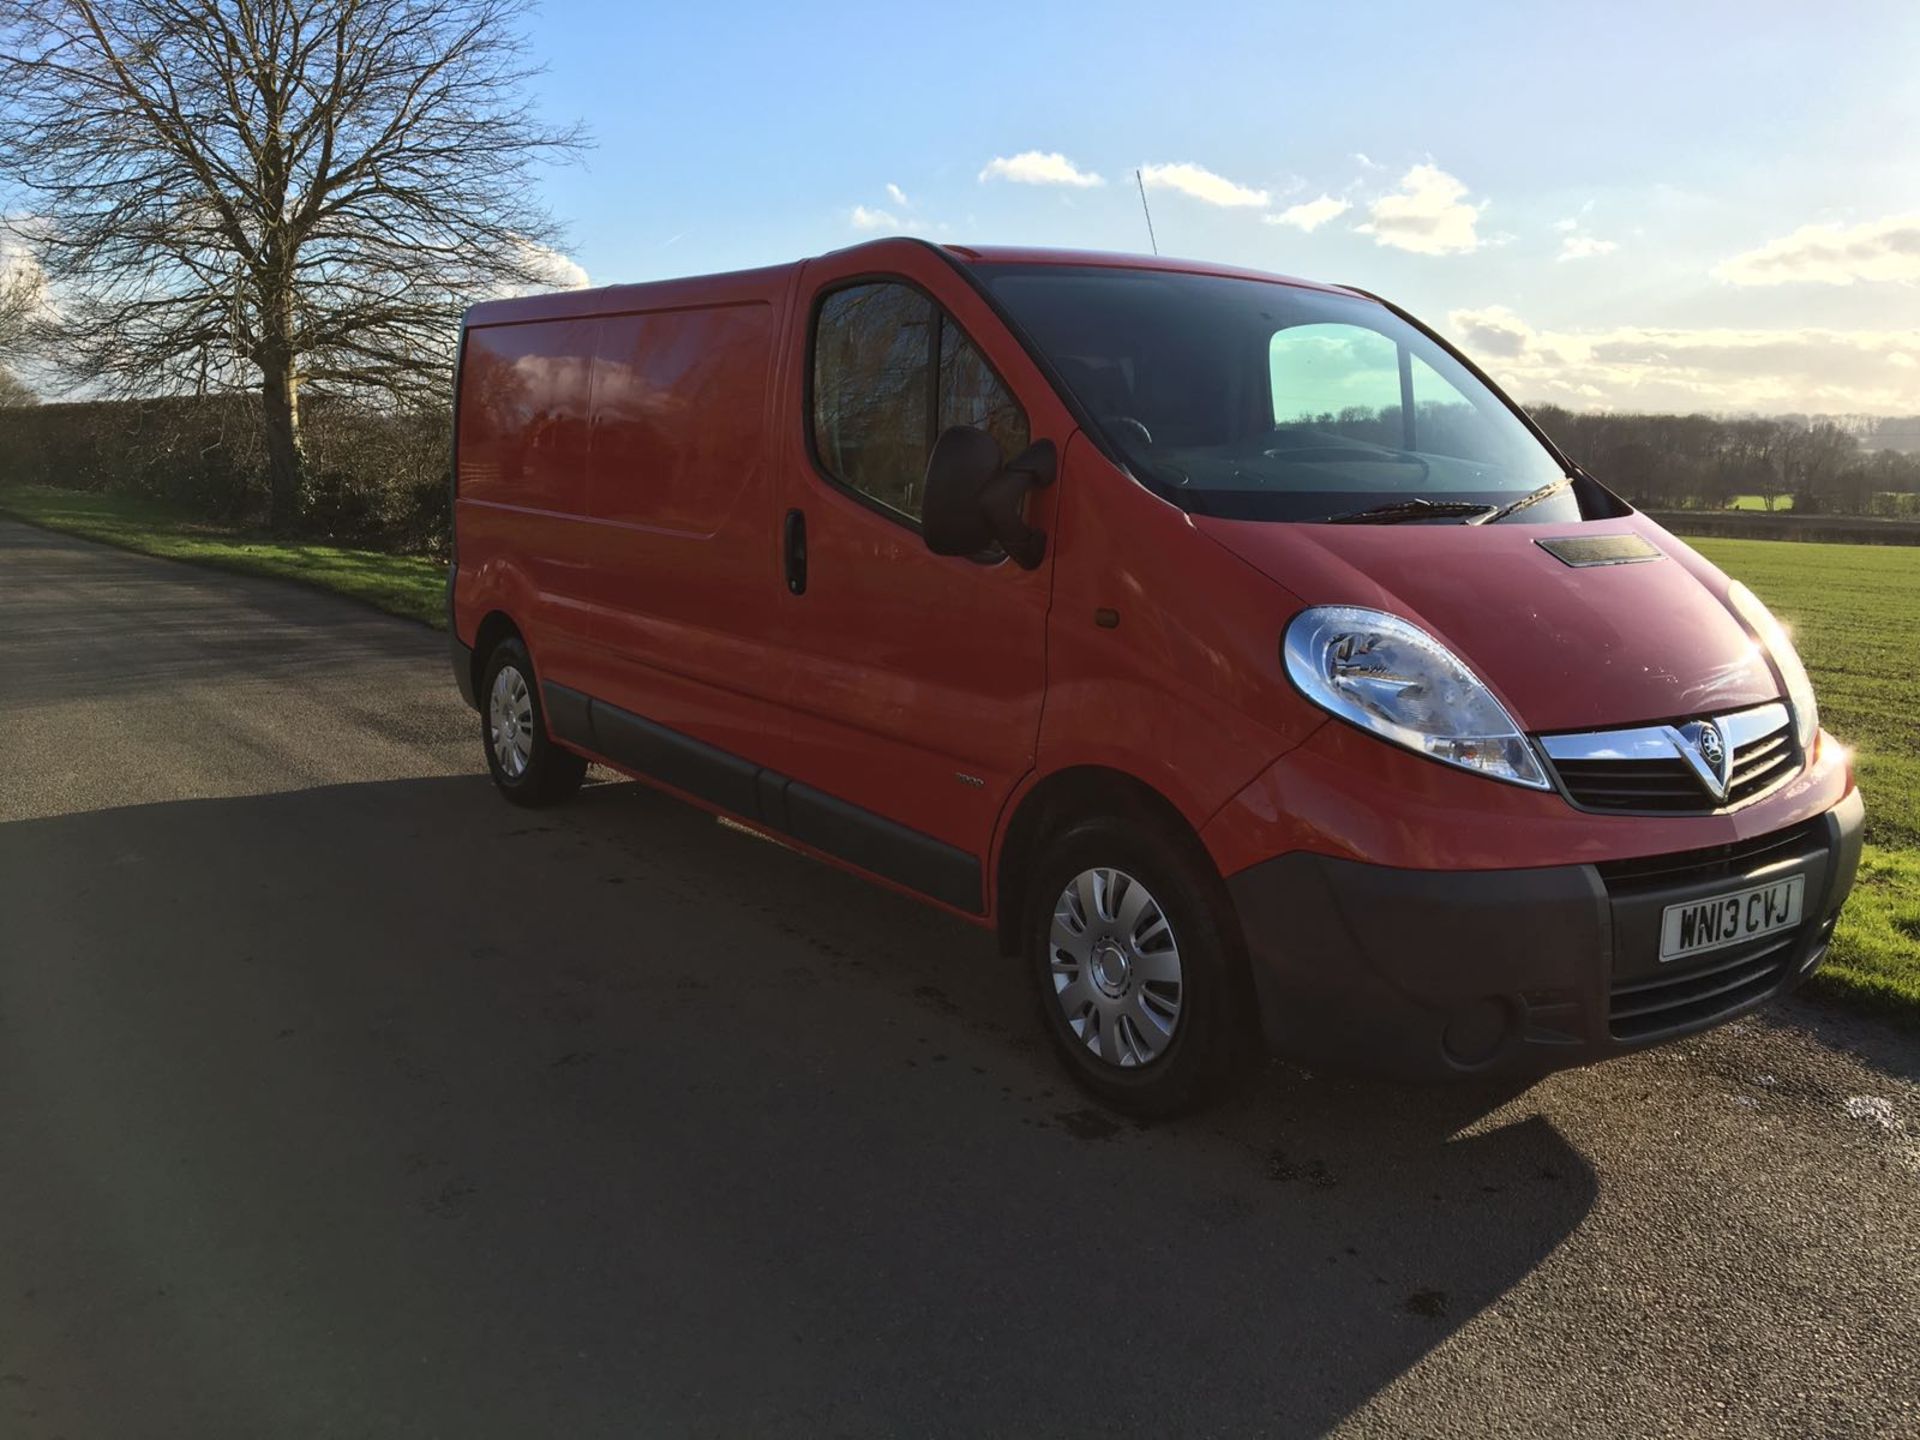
0, 0, 585, 525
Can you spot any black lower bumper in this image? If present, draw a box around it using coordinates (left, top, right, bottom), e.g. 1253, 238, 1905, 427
447, 557, 478, 712
1228, 788, 1865, 1077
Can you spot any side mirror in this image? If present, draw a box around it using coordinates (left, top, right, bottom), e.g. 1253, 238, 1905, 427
922, 429, 1057, 570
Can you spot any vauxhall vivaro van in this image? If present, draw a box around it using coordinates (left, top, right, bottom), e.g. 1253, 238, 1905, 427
448, 240, 1863, 1115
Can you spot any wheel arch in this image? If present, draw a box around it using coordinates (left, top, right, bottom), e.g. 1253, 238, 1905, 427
992, 765, 1216, 957
469, 609, 524, 703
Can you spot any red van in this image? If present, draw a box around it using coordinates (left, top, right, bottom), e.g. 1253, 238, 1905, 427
449, 240, 1863, 1115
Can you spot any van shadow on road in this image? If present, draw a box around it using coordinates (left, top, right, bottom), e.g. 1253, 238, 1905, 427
0, 773, 1595, 1437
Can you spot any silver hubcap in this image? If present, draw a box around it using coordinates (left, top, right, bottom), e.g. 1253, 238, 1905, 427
1049, 867, 1183, 1068
488, 664, 534, 779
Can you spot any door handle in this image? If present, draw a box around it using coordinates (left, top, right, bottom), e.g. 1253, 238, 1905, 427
784, 508, 807, 595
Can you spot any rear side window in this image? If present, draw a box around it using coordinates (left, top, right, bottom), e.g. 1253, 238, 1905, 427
812, 281, 1029, 521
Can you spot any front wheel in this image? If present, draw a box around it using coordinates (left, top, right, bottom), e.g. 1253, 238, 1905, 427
481, 636, 587, 807
1027, 818, 1248, 1118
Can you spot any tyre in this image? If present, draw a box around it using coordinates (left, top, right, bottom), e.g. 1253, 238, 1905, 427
1026, 817, 1248, 1118
480, 636, 587, 807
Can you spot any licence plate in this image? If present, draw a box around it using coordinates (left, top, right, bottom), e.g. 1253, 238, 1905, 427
1659, 874, 1805, 962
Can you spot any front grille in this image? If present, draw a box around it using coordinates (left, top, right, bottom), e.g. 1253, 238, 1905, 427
1609, 931, 1799, 1041
1595, 820, 1823, 894
1552, 755, 1710, 812
1724, 727, 1799, 803
1544, 705, 1800, 815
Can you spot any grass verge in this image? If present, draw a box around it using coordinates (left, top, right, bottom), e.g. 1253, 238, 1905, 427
1693, 537, 1920, 1017
0, 483, 446, 628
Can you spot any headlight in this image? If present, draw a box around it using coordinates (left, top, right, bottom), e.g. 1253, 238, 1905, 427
1283, 606, 1551, 789
1725, 581, 1818, 751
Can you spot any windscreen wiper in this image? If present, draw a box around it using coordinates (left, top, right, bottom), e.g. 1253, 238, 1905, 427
1324, 498, 1499, 525
1469, 476, 1574, 525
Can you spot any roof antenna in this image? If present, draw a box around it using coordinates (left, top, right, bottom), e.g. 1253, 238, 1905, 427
1135, 169, 1158, 255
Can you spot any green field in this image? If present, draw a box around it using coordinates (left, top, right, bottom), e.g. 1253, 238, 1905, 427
1691, 537, 1920, 1015
1728, 494, 1794, 511
0, 483, 447, 627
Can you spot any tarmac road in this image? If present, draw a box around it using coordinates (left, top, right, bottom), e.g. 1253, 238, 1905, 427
2, 518, 1916, 1438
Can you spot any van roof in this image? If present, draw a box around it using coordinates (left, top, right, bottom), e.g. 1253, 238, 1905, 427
930, 243, 1357, 297
462, 239, 1359, 330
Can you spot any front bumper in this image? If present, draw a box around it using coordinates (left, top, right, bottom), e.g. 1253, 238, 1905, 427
1228, 787, 1864, 1077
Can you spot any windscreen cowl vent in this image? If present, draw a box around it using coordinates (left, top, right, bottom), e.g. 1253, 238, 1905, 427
1535, 535, 1664, 568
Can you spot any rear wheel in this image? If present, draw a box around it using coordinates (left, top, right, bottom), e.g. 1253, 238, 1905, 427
1027, 818, 1247, 1118
481, 637, 586, 807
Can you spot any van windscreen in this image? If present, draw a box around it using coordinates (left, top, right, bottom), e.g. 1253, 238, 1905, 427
978, 265, 1581, 524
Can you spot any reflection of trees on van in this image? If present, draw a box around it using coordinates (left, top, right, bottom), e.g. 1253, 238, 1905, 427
457, 322, 592, 502
814, 285, 933, 515
457, 342, 531, 491
937, 321, 1028, 462
813, 282, 1027, 522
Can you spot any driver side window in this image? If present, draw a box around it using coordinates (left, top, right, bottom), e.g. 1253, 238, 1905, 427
812, 281, 1029, 523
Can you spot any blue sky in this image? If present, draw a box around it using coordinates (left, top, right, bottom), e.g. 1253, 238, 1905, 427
0, 1, 1911, 413
520, 1, 1911, 412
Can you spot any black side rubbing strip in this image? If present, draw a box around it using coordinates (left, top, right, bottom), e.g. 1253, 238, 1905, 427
543, 683, 594, 749
784, 782, 982, 913
755, 769, 791, 832
540, 684, 984, 914
589, 700, 763, 819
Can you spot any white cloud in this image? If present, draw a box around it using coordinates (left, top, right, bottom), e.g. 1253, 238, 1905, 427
1558, 234, 1618, 261
850, 205, 901, 232
1449, 304, 1535, 359
1553, 200, 1596, 233
1356, 164, 1485, 255
978, 151, 1105, 188
1714, 212, 1920, 286
0, 233, 39, 287
1445, 304, 1920, 412
493, 238, 589, 297
0, 219, 57, 313
1265, 194, 1352, 232
885, 183, 910, 208
1139, 162, 1269, 209
1353, 152, 1381, 170
0, 232, 48, 309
